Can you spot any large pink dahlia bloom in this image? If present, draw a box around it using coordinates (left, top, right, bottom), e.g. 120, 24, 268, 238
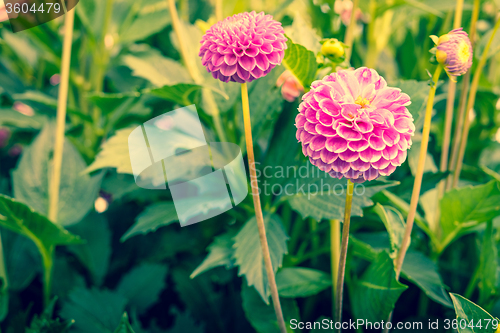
295, 67, 415, 182
199, 11, 287, 83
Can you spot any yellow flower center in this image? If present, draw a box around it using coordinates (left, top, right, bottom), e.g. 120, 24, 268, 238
355, 96, 371, 108
457, 40, 470, 64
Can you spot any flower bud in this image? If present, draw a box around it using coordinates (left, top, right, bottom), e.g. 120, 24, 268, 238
321, 38, 345, 61
431, 28, 472, 77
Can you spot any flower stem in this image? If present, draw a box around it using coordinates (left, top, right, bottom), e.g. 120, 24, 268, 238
335, 179, 354, 331
330, 219, 340, 318
343, 0, 359, 64
394, 65, 442, 279
215, 0, 223, 21
168, 0, 229, 146
241, 83, 287, 333
435, 0, 465, 232
48, 7, 75, 223
446, 0, 480, 189
41, 247, 54, 308
453, 15, 500, 187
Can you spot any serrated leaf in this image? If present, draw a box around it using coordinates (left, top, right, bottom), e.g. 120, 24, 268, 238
148, 84, 202, 106
0, 195, 83, 252
233, 214, 289, 303
27, 298, 74, 333
121, 202, 178, 241
449, 293, 497, 333
13, 124, 103, 226
282, 37, 317, 88
164, 309, 205, 333
190, 229, 236, 279
351, 251, 408, 322
288, 179, 397, 221
67, 214, 112, 286
373, 204, 405, 252
60, 287, 127, 333
241, 284, 299, 333
116, 263, 168, 314
276, 267, 331, 298
440, 181, 500, 245
113, 313, 136, 333
401, 251, 452, 307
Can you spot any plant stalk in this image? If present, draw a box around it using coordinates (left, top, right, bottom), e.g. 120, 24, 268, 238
330, 219, 340, 318
168, 0, 229, 146
343, 0, 360, 64
241, 83, 287, 333
41, 247, 54, 307
48, 8, 75, 223
452, 16, 500, 187
395, 65, 442, 278
215, 0, 223, 21
435, 0, 465, 231
335, 179, 354, 331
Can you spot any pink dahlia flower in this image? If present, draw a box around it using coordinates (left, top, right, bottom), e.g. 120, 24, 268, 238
435, 28, 472, 77
295, 67, 414, 182
199, 11, 287, 83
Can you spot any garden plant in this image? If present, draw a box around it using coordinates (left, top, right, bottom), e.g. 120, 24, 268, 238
0, 0, 500, 332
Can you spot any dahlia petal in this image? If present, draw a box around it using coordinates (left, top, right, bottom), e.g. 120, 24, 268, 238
296, 128, 303, 141
359, 148, 382, 163
244, 46, 259, 57
379, 164, 397, 176
337, 125, 363, 141
300, 131, 314, 144
390, 149, 407, 166
326, 136, 348, 153
212, 53, 225, 67
220, 63, 237, 76
267, 52, 282, 65
305, 108, 318, 123
304, 121, 318, 134
238, 55, 256, 71
368, 135, 386, 151
341, 104, 362, 121
315, 124, 337, 137
331, 159, 351, 173
381, 145, 399, 160
320, 150, 338, 164
260, 43, 273, 54
319, 99, 341, 117
339, 150, 359, 162
348, 139, 369, 152
354, 119, 374, 133
295, 114, 306, 128
394, 117, 412, 133
371, 157, 390, 170
382, 129, 400, 146
317, 111, 334, 126
351, 158, 371, 172
363, 168, 379, 181
310, 136, 327, 151
224, 54, 238, 66
250, 67, 265, 79
254, 53, 270, 71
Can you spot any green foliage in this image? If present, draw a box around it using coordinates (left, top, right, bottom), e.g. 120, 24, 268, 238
113, 313, 136, 333
276, 267, 331, 298
26, 298, 74, 333
450, 293, 498, 333
121, 202, 178, 241
282, 37, 318, 88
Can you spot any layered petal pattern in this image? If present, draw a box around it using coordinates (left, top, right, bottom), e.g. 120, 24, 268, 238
295, 67, 415, 182
199, 11, 287, 83
435, 28, 473, 77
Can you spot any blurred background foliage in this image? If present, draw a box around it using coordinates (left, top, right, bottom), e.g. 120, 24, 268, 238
0, 0, 500, 332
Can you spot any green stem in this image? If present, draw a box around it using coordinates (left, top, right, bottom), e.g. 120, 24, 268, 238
394, 65, 442, 279
330, 219, 340, 319
435, 0, 465, 235
48, 8, 75, 223
311, 219, 319, 266
335, 180, 354, 331
453, 15, 500, 187
241, 83, 287, 333
41, 247, 54, 308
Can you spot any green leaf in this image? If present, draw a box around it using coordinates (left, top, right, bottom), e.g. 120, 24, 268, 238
113, 313, 136, 333
121, 202, 178, 241
478, 221, 498, 303
401, 251, 452, 307
119, 1, 170, 44
282, 37, 318, 88
449, 293, 497, 333
440, 181, 500, 245
288, 180, 397, 222
373, 204, 405, 253
276, 267, 331, 298
233, 214, 289, 303
148, 83, 202, 106
0, 108, 46, 129
27, 298, 74, 333
241, 284, 299, 333
2, 231, 40, 291
190, 229, 236, 279
0, 195, 83, 253
351, 251, 408, 322
116, 263, 168, 314
164, 309, 205, 333
284, 14, 321, 53
60, 287, 127, 333
13, 124, 103, 226
122, 47, 192, 87
67, 214, 112, 286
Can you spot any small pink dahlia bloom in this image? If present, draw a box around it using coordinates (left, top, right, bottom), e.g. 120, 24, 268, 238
435, 28, 472, 77
276, 70, 304, 102
199, 11, 287, 83
295, 67, 415, 182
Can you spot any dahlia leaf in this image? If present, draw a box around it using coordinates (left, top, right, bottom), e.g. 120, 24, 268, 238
401, 251, 452, 308
282, 37, 318, 88
121, 202, 178, 241
113, 313, 136, 333
351, 251, 408, 322
149, 83, 203, 106
439, 180, 500, 246
233, 214, 289, 303
13, 124, 103, 226
372, 204, 405, 252
191, 229, 237, 279
276, 267, 331, 298
449, 293, 498, 333
241, 284, 299, 333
